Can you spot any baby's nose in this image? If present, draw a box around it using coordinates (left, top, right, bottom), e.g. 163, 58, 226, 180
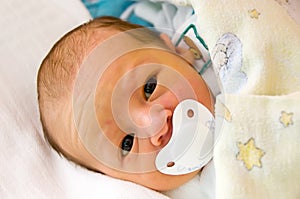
149, 109, 173, 147
132, 104, 171, 139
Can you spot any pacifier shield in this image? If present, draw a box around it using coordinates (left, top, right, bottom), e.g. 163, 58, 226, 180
155, 99, 214, 175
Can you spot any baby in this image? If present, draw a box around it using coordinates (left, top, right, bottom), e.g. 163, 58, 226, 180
37, 16, 215, 191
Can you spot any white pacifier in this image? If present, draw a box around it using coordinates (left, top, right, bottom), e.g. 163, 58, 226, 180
155, 99, 214, 175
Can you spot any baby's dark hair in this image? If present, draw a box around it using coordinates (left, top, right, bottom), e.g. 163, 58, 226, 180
37, 16, 168, 171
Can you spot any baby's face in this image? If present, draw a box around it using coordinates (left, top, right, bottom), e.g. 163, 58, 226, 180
66, 31, 214, 190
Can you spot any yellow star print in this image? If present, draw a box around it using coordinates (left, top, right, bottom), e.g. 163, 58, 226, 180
237, 138, 265, 170
248, 9, 261, 19
280, 111, 294, 127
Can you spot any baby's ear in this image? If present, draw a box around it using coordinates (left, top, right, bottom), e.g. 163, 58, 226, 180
160, 33, 194, 64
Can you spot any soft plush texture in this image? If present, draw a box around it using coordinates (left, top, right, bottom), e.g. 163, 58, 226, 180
0, 0, 170, 198
171, 0, 300, 198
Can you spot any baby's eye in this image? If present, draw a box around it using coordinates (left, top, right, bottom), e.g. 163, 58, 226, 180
144, 76, 157, 100
121, 134, 134, 156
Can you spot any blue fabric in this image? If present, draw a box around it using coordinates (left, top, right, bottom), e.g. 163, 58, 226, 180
82, 0, 153, 27
127, 13, 153, 27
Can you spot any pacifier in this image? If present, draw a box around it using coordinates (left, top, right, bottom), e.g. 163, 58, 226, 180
155, 99, 214, 175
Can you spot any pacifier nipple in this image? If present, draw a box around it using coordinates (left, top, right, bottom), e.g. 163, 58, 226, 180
155, 99, 214, 175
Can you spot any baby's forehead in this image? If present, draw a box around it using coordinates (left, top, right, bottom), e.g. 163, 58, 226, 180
76, 27, 167, 72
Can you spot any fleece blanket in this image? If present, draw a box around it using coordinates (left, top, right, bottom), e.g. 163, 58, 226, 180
170, 0, 300, 198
